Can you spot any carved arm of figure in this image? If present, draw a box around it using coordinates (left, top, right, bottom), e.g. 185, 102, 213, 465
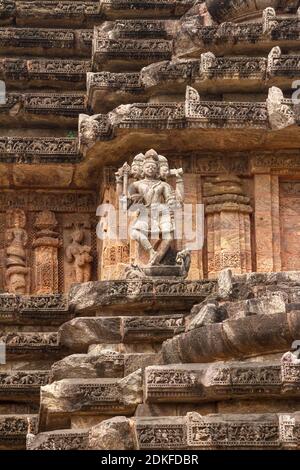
65, 245, 74, 263
115, 168, 124, 199
21, 228, 28, 247
163, 181, 177, 212
116, 162, 131, 210
127, 181, 144, 208
5, 229, 14, 246
170, 168, 184, 205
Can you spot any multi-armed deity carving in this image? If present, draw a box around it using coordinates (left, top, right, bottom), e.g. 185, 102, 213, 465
5, 209, 29, 294
115, 149, 189, 277
65, 224, 93, 284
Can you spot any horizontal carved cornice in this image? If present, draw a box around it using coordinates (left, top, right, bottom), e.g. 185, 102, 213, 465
0, 0, 194, 26
0, 28, 92, 55
0, 137, 79, 163
0, 58, 91, 87
175, 8, 300, 57
0, 92, 86, 117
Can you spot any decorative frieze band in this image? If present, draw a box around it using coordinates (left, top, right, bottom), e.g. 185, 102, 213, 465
0, 28, 92, 54
81, 85, 298, 149
135, 412, 300, 449
145, 351, 300, 402
0, 0, 194, 26
93, 34, 172, 71
0, 58, 91, 84
88, 47, 300, 113
176, 8, 300, 56
0, 137, 79, 163
0, 92, 86, 116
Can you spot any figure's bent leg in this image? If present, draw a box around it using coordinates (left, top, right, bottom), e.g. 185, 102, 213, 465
149, 231, 173, 265
131, 228, 157, 260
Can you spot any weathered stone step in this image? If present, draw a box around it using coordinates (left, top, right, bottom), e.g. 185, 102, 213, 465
39, 371, 142, 430
0, 414, 37, 450
88, 48, 300, 113
162, 309, 300, 364
58, 315, 185, 352
50, 351, 160, 381
0, 332, 62, 359
69, 279, 215, 315
0, 28, 92, 56
0, 58, 91, 89
0, 370, 49, 401
144, 351, 300, 403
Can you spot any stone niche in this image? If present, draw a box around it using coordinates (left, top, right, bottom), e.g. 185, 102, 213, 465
98, 157, 256, 281
0, 190, 97, 294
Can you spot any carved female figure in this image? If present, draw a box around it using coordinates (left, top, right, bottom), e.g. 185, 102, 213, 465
65, 226, 93, 283
5, 209, 28, 294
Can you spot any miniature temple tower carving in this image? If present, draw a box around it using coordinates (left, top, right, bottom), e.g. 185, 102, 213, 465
32, 210, 60, 294
204, 175, 253, 278
5, 209, 29, 294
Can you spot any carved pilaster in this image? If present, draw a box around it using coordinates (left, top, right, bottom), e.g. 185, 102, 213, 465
204, 175, 253, 278
32, 210, 60, 294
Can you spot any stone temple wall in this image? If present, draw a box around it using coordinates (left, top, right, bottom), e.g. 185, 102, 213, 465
0, 0, 300, 451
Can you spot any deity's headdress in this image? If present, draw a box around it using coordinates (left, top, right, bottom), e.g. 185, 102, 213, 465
144, 149, 159, 165
132, 153, 145, 163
